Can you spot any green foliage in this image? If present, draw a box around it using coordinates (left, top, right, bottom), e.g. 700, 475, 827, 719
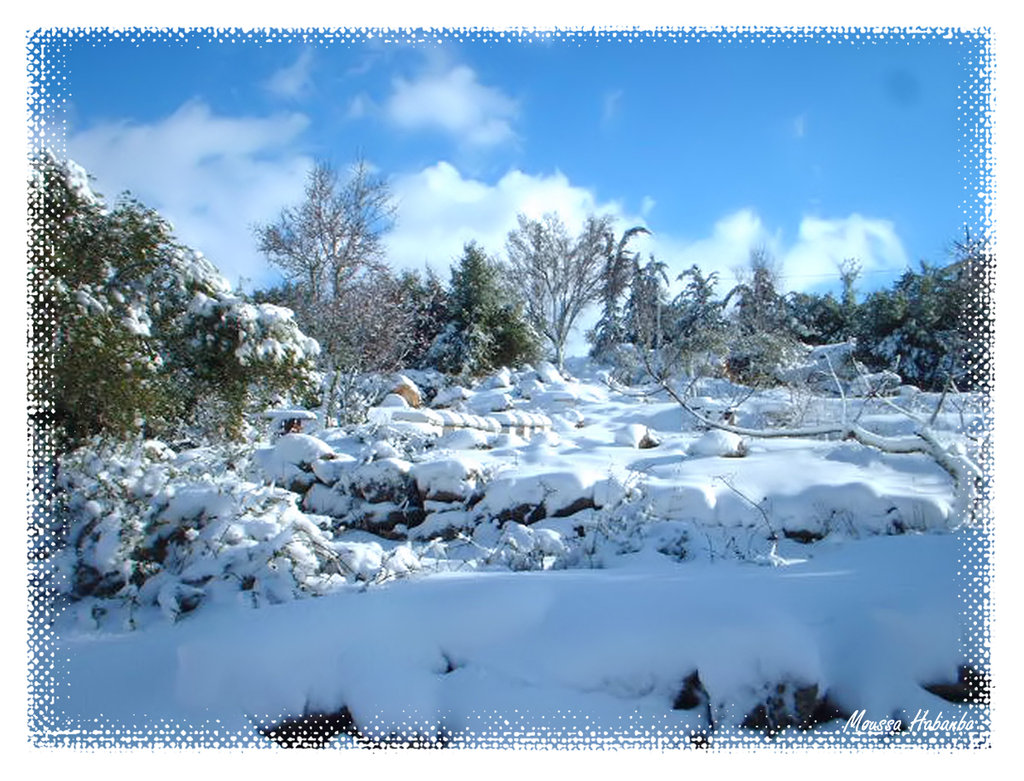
584, 232, 989, 393
624, 255, 670, 350
788, 291, 848, 345
429, 242, 541, 377
784, 248, 990, 391
667, 265, 730, 374
589, 225, 650, 362
30, 154, 318, 448
396, 268, 450, 368
720, 250, 801, 384
853, 260, 978, 390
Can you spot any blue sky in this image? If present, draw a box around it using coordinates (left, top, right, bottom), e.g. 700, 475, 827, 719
53, 27, 989, 304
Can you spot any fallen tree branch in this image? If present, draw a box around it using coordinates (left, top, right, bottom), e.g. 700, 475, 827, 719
639, 349, 983, 526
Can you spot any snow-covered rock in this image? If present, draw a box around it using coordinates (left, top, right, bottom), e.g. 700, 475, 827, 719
254, 434, 336, 490
687, 429, 748, 458
435, 428, 492, 451
378, 393, 410, 408
309, 453, 359, 485
479, 469, 601, 522
482, 367, 513, 390
46, 354, 986, 749
466, 389, 514, 414
390, 375, 422, 408
410, 457, 481, 503
615, 423, 660, 449
431, 385, 472, 408
344, 458, 415, 505
535, 361, 563, 384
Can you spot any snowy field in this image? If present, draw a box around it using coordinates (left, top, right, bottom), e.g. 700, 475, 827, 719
35, 359, 992, 750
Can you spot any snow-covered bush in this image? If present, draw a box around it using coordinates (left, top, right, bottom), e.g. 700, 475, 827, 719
29, 153, 319, 447
49, 437, 348, 629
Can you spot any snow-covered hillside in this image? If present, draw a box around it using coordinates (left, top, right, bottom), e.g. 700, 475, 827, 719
35, 359, 991, 749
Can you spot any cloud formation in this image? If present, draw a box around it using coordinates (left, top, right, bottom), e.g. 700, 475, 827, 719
386, 161, 632, 272
265, 49, 316, 100
646, 209, 908, 294
784, 214, 908, 284
602, 89, 624, 124
385, 65, 518, 147
793, 113, 807, 139
68, 100, 312, 287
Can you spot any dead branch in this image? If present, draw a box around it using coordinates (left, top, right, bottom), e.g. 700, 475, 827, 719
639, 348, 983, 526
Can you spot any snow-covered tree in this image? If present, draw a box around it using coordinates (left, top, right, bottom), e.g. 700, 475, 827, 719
666, 265, 730, 376
394, 268, 451, 369
721, 249, 800, 384
506, 212, 618, 371
29, 153, 319, 447
427, 242, 540, 377
255, 158, 395, 306
254, 158, 404, 423
588, 225, 650, 363
854, 256, 986, 391
624, 255, 670, 351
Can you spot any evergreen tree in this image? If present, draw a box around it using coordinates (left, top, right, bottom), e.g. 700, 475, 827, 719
30, 153, 318, 447
667, 265, 730, 375
395, 268, 450, 369
589, 226, 650, 362
787, 291, 847, 345
722, 249, 800, 384
624, 255, 670, 350
855, 260, 974, 390
428, 242, 540, 376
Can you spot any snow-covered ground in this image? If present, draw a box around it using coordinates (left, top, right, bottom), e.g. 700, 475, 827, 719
34, 359, 992, 750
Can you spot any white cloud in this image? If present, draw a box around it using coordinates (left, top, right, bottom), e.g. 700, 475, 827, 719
386, 161, 634, 272
386, 162, 643, 359
68, 100, 312, 288
602, 89, 624, 124
645, 209, 779, 288
793, 113, 807, 139
62, 96, 910, 359
347, 93, 374, 120
783, 214, 908, 285
385, 65, 518, 147
644, 210, 908, 295
265, 49, 316, 100
384, 165, 910, 356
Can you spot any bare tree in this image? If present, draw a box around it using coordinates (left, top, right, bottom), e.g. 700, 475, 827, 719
256, 157, 396, 303
506, 212, 622, 370
254, 157, 400, 423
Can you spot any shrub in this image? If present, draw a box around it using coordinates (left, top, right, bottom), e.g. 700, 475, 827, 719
28, 153, 319, 447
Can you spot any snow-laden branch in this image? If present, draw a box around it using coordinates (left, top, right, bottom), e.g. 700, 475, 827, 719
641, 353, 984, 527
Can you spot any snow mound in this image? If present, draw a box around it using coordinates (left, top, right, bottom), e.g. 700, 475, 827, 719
616, 423, 661, 449
688, 429, 748, 458
254, 433, 336, 490
410, 457, 481, 503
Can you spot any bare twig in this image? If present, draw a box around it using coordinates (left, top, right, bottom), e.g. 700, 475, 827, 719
823, 353, 847, 425
929, 385, 949, 427
715, 474, 778, 542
